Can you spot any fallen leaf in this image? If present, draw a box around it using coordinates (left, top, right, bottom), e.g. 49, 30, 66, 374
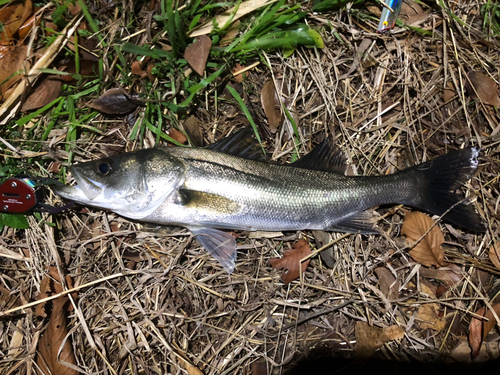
355, 321, 405, 357
232, 62, 247, 83
18, 12, 40, 40
88, 88, 139, 115
451, 338, 500, 363
419, 264, 464, 286
0, 45, 28, 98
466, 71, 500, 107
36, 267, 77, 375
183, 115, 203, 147
169, 128, 188, 144
251, 361, 267, 375
21, 75, 61, 111
0, 0, 32, 44
400, 0, 429, 25
177, 355, 203, 375
416, 303, 447, 331
401, 212, 445, 267
312, 230, 334, 268
184, 35, 212, 76
489, 242, 500, 271
469, 303, 500, 359
443, 80, 455, 102
0, 286, 21, 310
220, 20, 240, 47
269, 239, 311, 284
374, 267, 400, 300
261, 79, 283, 133
190, 0, 277, 37
131, 60, 148, 79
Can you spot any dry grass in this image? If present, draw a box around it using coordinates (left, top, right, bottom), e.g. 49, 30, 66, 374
1, 0, 499, 374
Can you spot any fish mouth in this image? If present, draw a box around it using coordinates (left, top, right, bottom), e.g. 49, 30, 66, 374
52, 166, 104, 202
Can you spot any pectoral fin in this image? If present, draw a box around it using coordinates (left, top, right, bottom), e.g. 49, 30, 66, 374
189, 227, 237, 273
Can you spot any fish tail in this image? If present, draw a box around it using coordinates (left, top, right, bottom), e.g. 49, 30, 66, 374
401, 147, 485, 232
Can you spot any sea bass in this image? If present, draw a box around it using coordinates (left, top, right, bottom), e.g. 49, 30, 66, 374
52, 128, 485, 272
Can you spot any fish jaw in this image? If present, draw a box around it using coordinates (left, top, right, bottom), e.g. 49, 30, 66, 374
51, 166, 105, 204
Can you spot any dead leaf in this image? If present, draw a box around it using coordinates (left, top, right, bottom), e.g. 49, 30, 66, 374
177, 355, 204, 375
88, 88, 139, 115
419, 264, 464, 286
0, 0, 32, 45
489, 242, 500, 271
416, 303, 447, 331
220, 20, 240, 47
183, 115, 203, 147
469, 303, 500, 359
21, 75, 61, 111
269, 239, 311, 284
466, 71, 500, 107
0, 45, 28, 98
312, 230, 334, 268
401, 212, 445, 267
18, 12, 40, 40
355, 321, 405, 357
184, 35, 212, 76
443, 80, 455, 102
169, 128, 188, 144
36, 267, 77, 375
232, 62, 247, 83
251, 361, 267, 375
190, 0, 277, 37
374, 267, 400, 300
400, 0, 429, 25
0, 286, 21, 310
451, 338, 500, 363
131, 60, 148, 79
261, 79, 283, 133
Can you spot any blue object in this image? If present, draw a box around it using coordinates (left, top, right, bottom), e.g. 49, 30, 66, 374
377, 0, 404, 33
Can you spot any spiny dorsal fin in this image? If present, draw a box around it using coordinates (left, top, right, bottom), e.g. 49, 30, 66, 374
291, 141, 347, 174
207, 126, 266, 162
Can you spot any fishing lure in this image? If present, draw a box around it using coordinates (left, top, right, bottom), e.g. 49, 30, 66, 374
377, 0, 404, 33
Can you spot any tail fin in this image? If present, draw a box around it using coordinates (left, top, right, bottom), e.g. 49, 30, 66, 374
402, 147, 485, 232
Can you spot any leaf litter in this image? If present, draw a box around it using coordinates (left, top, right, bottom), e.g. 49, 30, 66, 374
1, 0, 500, 373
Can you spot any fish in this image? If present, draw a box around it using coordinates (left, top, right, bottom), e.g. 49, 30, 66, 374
52, 127, 485, 273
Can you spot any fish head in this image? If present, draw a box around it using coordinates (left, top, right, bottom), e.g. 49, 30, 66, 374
52, 149, 186, 219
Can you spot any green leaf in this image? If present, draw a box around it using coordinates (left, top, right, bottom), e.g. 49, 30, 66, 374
122, 43, 172, 59
0, 213, 29, 229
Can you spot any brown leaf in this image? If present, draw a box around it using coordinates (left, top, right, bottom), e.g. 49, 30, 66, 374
183, 115, 203, 147
251, 361, 268, 375
220, 20, 240, 47
401, 212, 445, 267
489, 242, 500, 271
131, 60, 148, 79
269, 239, 311, 284
0, 0, 32, 44
374, 267, 400, 300
21, 75, 61, 111
466, 71, 500, 107
18, 12, 40, 40
355, 321, 405, 357
184, 35, 212, 76
232, 62, 247, 83
36, 267, 77, 375
0, 45, 28, 98
88, 88, 139, 115
0, 286, 22, 310
416, 303, 446, 331
169, 128, 188, 144
261, 79, 283, 133
37, 298, 77, 375
443, 80, 455, 102
419, 264, 464, 286
469, 304, 500, 359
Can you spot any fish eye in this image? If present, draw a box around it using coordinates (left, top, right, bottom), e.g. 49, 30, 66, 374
97, 160, 113, 176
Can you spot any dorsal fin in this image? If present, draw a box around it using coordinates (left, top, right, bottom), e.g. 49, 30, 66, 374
207, 126, 266, 162
291, 141, 347, 174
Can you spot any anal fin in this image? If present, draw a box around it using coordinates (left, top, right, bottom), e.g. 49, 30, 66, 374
189, 226, 237, 273
328, 211, 379, 234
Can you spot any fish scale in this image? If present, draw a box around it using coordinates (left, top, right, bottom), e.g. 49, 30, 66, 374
52, 128, 485, 273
